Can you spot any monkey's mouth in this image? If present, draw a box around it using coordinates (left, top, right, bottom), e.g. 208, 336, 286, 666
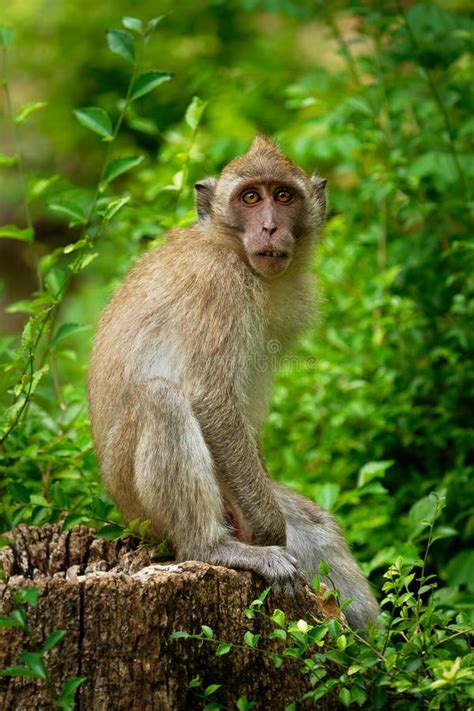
255, 250, 289, 260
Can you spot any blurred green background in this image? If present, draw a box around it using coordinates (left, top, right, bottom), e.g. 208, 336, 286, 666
0, 0, 473, 615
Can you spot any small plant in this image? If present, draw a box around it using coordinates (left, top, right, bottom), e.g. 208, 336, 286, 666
171, 495, 473, 709
0, 573, 86, 710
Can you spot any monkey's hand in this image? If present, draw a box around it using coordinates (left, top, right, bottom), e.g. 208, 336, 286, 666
254, 545, 306, 599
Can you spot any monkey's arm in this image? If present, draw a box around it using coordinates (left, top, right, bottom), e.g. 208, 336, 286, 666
191, 391, 287, 547
178, 248, 287, 547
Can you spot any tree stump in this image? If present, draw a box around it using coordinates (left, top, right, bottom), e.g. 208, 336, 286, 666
0, 524, 339, 710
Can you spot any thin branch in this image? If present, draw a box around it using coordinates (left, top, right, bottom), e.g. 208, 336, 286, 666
1, 46, 42, 290
398, 2, 469, 203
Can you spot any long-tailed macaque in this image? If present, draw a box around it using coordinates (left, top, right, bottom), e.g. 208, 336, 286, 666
88, 136, 379, 628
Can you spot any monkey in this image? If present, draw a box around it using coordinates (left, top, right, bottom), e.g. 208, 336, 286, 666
88, 136, 379, 629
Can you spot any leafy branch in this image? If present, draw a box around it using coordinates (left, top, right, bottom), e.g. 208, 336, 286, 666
0, 16, 171, 446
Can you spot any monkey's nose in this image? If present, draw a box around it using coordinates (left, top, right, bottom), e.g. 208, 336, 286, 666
262, 224, 277, 237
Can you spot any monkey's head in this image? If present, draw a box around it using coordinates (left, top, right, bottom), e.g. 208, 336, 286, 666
194, 136, 327, 278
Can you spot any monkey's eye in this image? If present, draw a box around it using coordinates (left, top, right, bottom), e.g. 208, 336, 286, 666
241, 190, 262, 205
274, 187, 294, 204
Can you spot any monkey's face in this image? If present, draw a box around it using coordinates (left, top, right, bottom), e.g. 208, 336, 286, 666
194, 137, 327, 279
228, 181, 304, 278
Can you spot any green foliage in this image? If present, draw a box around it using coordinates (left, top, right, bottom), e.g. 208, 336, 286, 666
173, 500, 473, 709
0, 1, 473, 705
0, 15, 203, 541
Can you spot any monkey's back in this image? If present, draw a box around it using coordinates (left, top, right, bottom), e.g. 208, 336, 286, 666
88, 227, 265, 458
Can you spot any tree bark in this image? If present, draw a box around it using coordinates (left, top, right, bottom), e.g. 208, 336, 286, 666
0, 524, 339, 710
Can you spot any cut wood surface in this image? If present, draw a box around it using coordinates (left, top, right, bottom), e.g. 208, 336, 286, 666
0, 524, 340, 710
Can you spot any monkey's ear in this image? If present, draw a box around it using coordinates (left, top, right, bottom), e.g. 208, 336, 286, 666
310, 174, 327, 194
194, 177, 217, 222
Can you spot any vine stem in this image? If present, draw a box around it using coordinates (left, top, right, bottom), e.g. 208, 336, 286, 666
397, 2, 469, 203
1, 45, 42, 290
323, 11, 362, 87
174, 115, 204, 221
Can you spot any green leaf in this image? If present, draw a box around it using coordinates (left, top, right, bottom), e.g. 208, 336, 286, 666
358, 460, 394, 487
338, 688, 351, 707
51, 323, 92, 351
319, 559, 330, 576
28, 365, 49, 397
326, 651, 347, 667
29, 174, 59, 199
147, 16, 165, 33
408, 494, 440, 538
74, 252, 98, 271
107, 29, 135, 63
0, 27, 14, 48
0, 665, 41, 678
20, 587, 39, 608
236, 697, 256, 711
50, 482, 71, 510
131, 71, 172, 101
45, 268, 66, 296
15, 101, 47, 125
409, 151, 458, 186
169, 630, 190, 640
63, 238, 88, 254
138, 520, 151, 539
269, 628, 286, 641
96, 524, 124, 540
19, 652, 47, 680
0, 153, 18, 166
243, 631, 260, 648
203, 684, 221, 696
30, 494, 49, 507
283, 647, 301, 658
0, 615, 24, 628
272, 654, 283, 669
185, 96, 207, 131
215, 643, 231, 656
49, 198, 87, 224
0, 225, 34, 242
62, 514, 86, 531
42, 630, 66, 652
7, 482, 30, 503
10, 609, 27, 628
188, 675, 201, 688
103, 155, 144, 184
30, 506, 49, 526
56, 676, 87, 709
74, 107, 113, 140
270, 609, 286, 627
5, 298, 41, 314
200, 625, 214, 639
91, 496, 114, 521
99, 196, 130, 221
122, 17, 143, 34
